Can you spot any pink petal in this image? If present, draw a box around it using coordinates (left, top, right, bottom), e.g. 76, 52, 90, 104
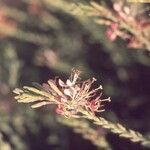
66, 79, 73, 86
113, 3, 121, 12
64, 89, 72, 97
55, 105, 64, 115
58, 79, 65, 87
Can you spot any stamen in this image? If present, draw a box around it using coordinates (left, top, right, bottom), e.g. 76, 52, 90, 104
100, 97, 111, 102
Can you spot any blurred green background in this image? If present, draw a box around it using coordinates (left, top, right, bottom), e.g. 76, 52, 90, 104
0, 0, 150, 150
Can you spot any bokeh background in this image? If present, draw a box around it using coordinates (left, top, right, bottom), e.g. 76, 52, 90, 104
0, 0, 150, 150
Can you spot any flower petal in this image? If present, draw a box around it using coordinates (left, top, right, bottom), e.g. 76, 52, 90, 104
66, 79, 73, 86
58, 79, 66, 87
64, 89, 72, 97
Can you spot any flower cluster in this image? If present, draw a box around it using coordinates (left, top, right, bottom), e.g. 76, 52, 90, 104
13, 69, 110, 117
13, 70, 150, 147
106, 2, 150, 49
89, 2, 150, 50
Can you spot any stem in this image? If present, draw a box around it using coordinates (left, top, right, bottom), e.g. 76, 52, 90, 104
80, 109, 150, 147
58, 117, 111, 150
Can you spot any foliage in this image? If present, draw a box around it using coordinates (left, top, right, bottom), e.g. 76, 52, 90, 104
0, 0, 150, 150
13, 69, 150, 148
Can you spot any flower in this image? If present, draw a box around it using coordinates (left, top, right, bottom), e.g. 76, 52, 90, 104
106, 23, 118, 41
13, 69, 110, 118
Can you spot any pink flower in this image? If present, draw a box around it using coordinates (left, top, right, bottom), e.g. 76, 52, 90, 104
106, 28, 117, 41
14, 69, 110, 118
106, 23, 118, 41
56, 105, 64, 115
87, 100, 100, 113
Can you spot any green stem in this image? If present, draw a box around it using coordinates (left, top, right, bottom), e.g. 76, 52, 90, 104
80, 109, 150, 147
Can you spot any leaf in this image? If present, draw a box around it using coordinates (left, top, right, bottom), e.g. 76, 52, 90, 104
48, 80, 64, 97
13, 88, 24, 94
32, 82, 45, 91
31, 101, 52, 108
